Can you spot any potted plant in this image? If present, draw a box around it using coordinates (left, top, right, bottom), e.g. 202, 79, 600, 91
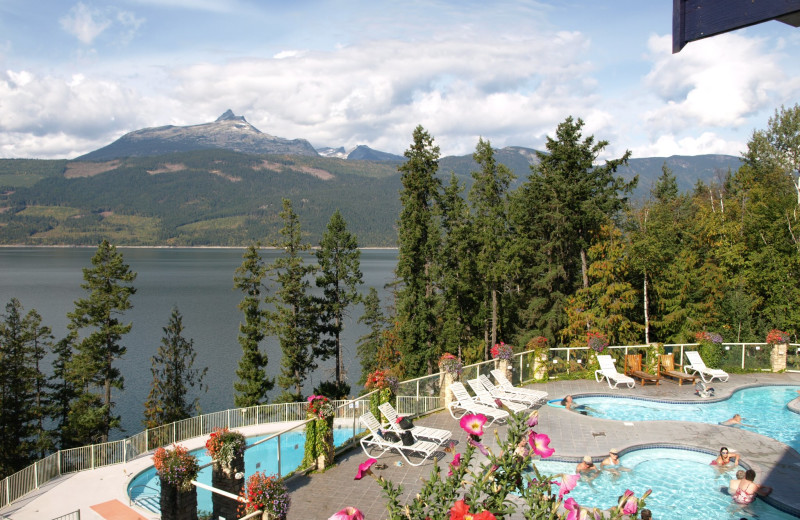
525, 336, 549, 380
206, 428, 246, 520
303, 395, 336, 470
239, 471, 291, 520
438, 353, 463, 409
153, 444, 199, 520
491, 342, 514, 382
766, 329, 791, 372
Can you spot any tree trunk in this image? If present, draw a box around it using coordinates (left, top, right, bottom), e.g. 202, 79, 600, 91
643, 271, 650, 344
580, 248, 589, 289
491, 288, 498, 347
335, 315, 342, 384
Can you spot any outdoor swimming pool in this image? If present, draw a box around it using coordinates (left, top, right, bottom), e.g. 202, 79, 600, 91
128, 425, 361, 513
530, 447, 799, 520
561, 385, 800, 450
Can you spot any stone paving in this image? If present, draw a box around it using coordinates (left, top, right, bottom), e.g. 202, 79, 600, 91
2, 372, 799, 520
287, 372, 800, 520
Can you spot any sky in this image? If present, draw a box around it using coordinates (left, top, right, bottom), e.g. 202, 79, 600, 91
1, 0, 799, 161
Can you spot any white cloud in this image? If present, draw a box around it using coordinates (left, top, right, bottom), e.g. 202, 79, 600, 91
642, 33, 789, 135
60, 3, 111, 45
632, 132, 746, 158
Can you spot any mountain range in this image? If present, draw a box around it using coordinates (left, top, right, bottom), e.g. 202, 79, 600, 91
0, 111, 743, 246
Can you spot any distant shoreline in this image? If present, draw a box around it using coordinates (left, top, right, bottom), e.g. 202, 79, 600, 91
0, 244, 399, 250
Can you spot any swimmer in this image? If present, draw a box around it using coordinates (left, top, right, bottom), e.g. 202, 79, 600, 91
720, 414, 753, 427
560, 395, 596, 415
640, 509, 652, 520
561, 395, 574, 410
728, 470, 746, 495
712, 446, 740, 467
576, 455, 600, 483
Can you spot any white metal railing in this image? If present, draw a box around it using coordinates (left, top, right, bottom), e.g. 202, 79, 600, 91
4, 341, 798, 510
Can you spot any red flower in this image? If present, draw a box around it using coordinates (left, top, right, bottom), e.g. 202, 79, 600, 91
449, 500, 497, 520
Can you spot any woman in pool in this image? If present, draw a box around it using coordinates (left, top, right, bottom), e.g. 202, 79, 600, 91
730, 469, 772, 505
560, 395, 597, 415
712, 446, 740, 467
600, 448, 630, 477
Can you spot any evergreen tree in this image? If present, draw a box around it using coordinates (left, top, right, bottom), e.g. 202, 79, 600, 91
22, 308, 54, 457
48, 334, 79, 450
0, 299, 37, 478
143, 307, 207, 428
233, 244, 274, 407
315, 210, 363, 384
396, 125, 442, 377
66, 240, 136, 443
514, 116, 634, 342
356, 287, 389, 384
269, 199, 318, 402
438, 173, 481, 361
469, 138, 515, 357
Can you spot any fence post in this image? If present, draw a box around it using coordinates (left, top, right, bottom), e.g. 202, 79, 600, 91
227, 409, 231, 428
277, 435, 282, 478
91, 446, 95, 470
145, 429, 149, 452
416, 380, 420, 399
34, 461, 38, 489
741, 344, 746, 370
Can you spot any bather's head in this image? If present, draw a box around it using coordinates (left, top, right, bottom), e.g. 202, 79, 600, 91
561, 395, 573, 407
745, 469, 756, 481
719, 446, 730, 456
736, 470, 745, 480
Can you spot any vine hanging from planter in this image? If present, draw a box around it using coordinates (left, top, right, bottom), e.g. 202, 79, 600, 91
303, 394, 336, 470
365, 369, 398, 419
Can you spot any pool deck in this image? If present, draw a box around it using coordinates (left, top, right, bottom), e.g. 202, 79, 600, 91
2, 372, 799, 520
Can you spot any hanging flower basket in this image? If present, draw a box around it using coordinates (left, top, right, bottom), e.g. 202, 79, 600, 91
766, 329, 790, 345
490, 342, 514, 361
239, 471, 291, 520
587, 332, 608, 353
206, 428, 246, 471
438, 353, 463, 378
153, 444, 199, 492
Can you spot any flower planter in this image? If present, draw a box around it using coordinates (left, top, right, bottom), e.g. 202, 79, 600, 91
532, 350, 548, 380
440, 371, 455, 410
494, 358, 511, 383
159, 477, 198, 520
212, 452, 245, 520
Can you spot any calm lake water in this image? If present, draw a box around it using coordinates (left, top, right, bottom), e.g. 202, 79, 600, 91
0, 247, 398, 439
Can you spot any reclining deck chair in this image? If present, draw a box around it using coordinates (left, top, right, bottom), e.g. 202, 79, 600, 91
358, 411, 438, 466
377, 402, 452, 445
467, 378, 529, 413
624, 354, 660, 386
477, 374, 539, 407
447, 382, 510, 425
659, 353, 698, 385
684, 351, 729, 383
489, 369, 549, 403
594, 355, 635, 389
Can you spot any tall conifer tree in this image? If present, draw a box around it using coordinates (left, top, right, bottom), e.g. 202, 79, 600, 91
67, 240, 136, 443
396, 125, 442, 377
356, 287, 389, 384
315, 210, 363, 384
269, 199, 318, 402
233, 244, 274, 407
143, 307, 207, 428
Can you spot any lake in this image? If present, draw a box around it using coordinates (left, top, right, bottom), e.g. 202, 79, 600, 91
0, 247, 398, 439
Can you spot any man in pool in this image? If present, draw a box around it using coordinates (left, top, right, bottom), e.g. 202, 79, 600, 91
600, 448, 630, 477
560, 395, 595, 415
576, 455, 600, 482
720, 414, 752, 427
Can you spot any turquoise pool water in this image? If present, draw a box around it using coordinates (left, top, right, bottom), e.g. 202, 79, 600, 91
566, 386, 800, 450
530, 448, 798, 520
128, 425, 361, 513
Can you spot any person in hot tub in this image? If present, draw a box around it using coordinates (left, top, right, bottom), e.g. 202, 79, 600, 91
560, 395, 597, 415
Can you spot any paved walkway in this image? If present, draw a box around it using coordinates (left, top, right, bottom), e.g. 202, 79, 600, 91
2, 373, 799, 520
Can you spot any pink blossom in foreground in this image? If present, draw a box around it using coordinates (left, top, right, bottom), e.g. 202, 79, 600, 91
528, 432, 555, 458
559, 473, 580, 498
448, 453, 462, 476
526, 410, 539, 428
328, 506, 364, 520
354, 458, 377, 480
460, 413, 487, 437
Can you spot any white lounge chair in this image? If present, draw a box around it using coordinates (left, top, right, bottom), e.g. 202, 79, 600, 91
490, 369, 549, 403
467, 378, 529, 413
447, 382, 510, 425
378, 402, 452, 445
594, 355, 635, 389
358, 412, 438, 466
684, 351, 729, 383
477, 374, 539, 407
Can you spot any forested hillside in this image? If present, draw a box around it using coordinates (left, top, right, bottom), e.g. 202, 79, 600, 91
0, 144, 740, 246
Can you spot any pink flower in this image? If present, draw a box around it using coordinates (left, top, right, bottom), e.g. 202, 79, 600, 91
565, 498, 581, 520
526, 410, 539, 428
558, 474, 580, 499
354, 458, 377, 480
328, 506, 364, 520
619, 489, 637, 515
460, 413, 487, 437
448, 452, 462, 476
528, 432, 554, 458
468, 437, 489, 456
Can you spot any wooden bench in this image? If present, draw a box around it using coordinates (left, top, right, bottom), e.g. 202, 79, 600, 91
625, 354, 660, 386
659, 353, 698, 385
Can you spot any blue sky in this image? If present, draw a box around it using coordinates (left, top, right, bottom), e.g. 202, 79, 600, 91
1, 0, 799, 160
